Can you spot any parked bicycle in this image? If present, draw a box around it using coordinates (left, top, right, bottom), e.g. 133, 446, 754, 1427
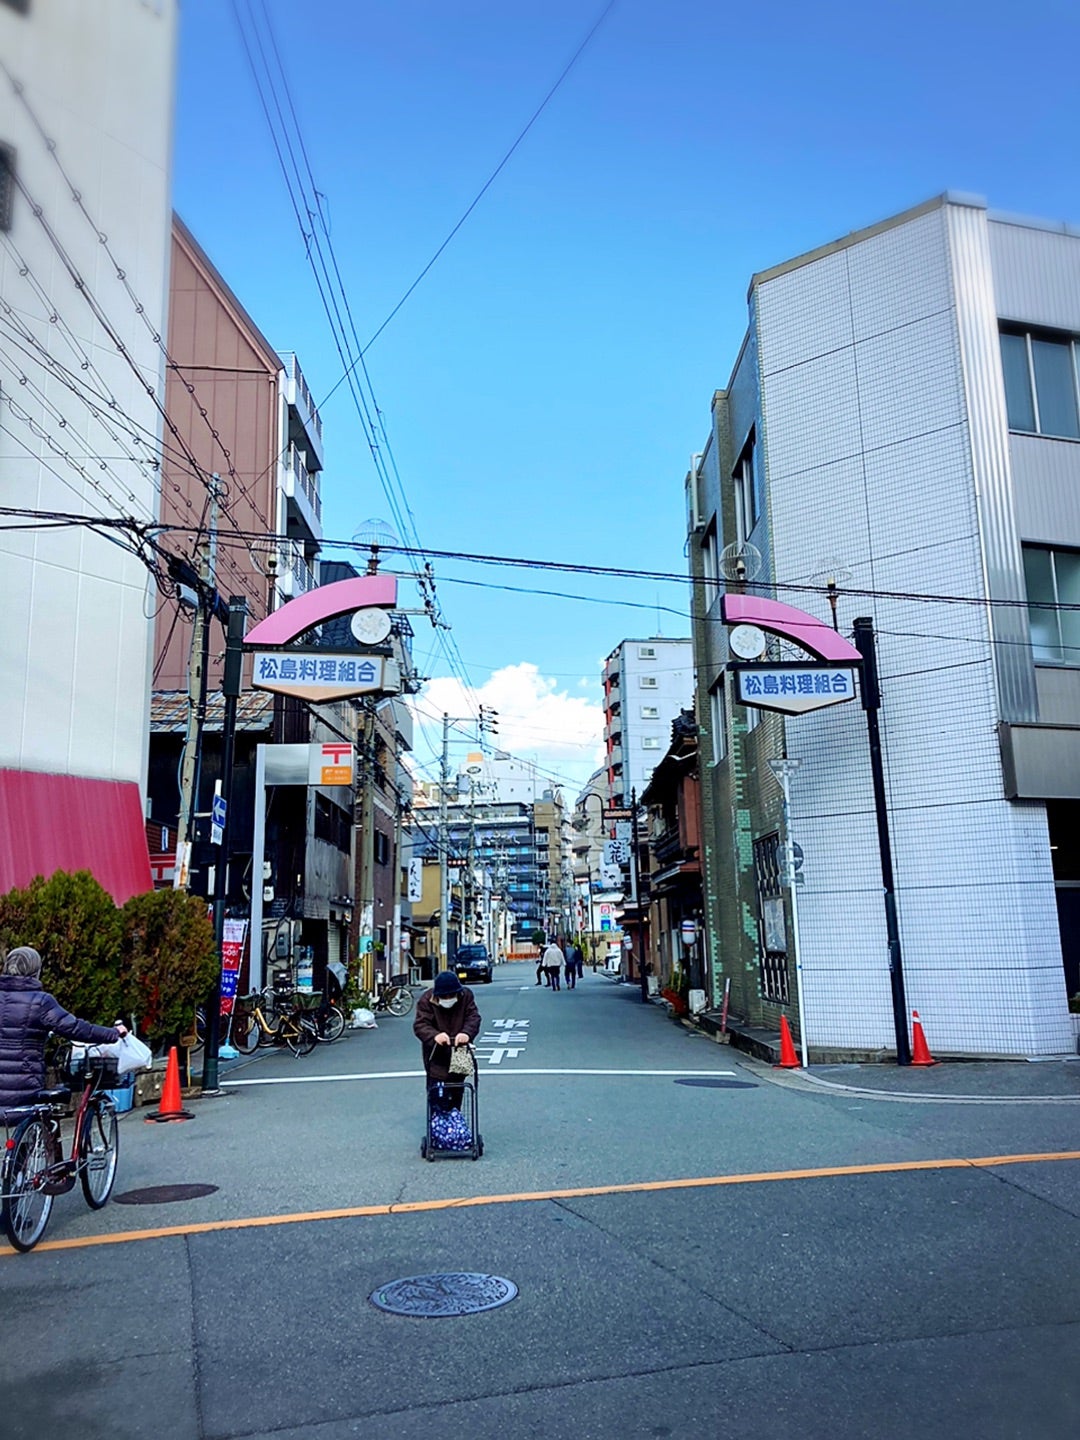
1, 1043, 121, 1253
373, 978, 414, 1017
232, 996, 318, 1056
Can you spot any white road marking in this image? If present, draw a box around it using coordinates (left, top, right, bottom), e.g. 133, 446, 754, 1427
224, 1068, 739, 1086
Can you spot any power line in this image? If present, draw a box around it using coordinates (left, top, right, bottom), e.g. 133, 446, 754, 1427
318, 0, 622, 383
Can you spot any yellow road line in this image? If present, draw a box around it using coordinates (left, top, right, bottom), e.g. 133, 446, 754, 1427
9, 1150, 1080, 1257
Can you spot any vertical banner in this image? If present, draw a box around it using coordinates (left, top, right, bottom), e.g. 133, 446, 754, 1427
220, 918, 248, 1016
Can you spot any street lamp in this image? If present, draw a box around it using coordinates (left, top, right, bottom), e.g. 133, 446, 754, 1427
767, 757, 808, 1069
573, 790, 607, 963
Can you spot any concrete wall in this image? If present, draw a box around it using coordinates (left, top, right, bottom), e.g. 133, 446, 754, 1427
0, 0, 177, 784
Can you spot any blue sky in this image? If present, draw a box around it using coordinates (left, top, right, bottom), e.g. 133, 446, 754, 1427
174, 0, 1080, 790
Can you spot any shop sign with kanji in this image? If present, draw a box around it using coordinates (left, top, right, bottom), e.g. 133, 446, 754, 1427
251, 651, 398, 701
734, 665, 857, 715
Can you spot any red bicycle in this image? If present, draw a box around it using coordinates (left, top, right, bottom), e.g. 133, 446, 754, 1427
0, 1044, 122, 1252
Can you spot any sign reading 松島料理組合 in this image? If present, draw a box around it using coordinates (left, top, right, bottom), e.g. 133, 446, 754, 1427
734, 665, 857, 715
251, 651, 398, 701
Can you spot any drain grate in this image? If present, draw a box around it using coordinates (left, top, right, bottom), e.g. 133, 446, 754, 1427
674, 1077, 757, 1089
113, 1183, 219, 1205
369, 1273, 518, 1317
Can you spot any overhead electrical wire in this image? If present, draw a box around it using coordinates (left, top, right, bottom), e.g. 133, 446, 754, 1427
318, 0, 622, 389
230, 0, 482, 722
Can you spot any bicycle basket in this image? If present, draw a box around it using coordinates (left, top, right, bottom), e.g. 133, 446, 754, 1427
64, 1046, 130, 1091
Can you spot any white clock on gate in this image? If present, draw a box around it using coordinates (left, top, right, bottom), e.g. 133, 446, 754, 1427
728, 623, 767, 659
350, 607, 393, 645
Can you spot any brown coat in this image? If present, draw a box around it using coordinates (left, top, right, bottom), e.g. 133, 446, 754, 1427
413, 987, 481, 1082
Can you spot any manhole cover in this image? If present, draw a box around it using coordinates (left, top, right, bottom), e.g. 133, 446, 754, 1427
369, 1273, 518, 1317
113, 1184, 219, 1205
674, 1077, 757, 1089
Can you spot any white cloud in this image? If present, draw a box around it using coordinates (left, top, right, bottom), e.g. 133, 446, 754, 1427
414, 663, 604, 792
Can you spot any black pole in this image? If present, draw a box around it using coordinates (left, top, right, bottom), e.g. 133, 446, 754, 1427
202, 596, 247, 1094
852, 616, 911, 1065
629, 788, 649, 1004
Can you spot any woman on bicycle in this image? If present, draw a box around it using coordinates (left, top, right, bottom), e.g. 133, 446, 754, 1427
413, 970, 480, 1108
0, 947, 126, 1111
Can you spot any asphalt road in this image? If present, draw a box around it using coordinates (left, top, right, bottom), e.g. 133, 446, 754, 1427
2, 964, 1078, 1440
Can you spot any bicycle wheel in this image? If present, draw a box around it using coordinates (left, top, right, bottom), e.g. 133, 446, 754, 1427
79, 1098, 119, 1209
189, 1005, 206, 1055
1, 1117, 55, 1252
286, 1018, 317, 1056
316, 1006, 345, 1043
233, 1009, 262, 1055
387, 986, 414, 1017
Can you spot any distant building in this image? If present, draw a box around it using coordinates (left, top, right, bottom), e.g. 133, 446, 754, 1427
689, 193, 1078, 1058
602, 639, 694, 807
0, 0, 177, 902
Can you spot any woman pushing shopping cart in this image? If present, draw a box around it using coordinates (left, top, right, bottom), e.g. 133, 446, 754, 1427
413, 970, 483, 1160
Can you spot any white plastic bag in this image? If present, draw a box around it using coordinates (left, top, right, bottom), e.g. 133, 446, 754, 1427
349, 1007, 377, 1030
89, 1034, 153, 1074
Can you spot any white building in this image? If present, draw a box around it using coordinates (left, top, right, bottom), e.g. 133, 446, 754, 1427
455, 751, 556, 805
691, 193, 1078, 1058
602, 638, 693, 807
0, 0, 177, 901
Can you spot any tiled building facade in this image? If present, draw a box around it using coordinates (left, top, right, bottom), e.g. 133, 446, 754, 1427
690, 194, 1078, 1058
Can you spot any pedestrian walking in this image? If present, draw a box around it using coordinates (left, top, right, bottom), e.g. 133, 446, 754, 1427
0, 946, 127, 1111
541, 938, 563, 991
565, 940, 584, 989
413, 970, 481, 1111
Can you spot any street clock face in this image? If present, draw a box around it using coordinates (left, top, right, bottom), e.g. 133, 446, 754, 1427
350, 607, 393, 645
728, 623, 767, 659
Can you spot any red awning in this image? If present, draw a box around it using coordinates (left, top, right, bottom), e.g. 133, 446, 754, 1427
0, 770, 153, 905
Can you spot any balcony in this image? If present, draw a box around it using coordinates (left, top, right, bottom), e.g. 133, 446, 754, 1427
607, 744, 623, 768
651, 824, 695, 867
279, 351, 325, 470
283, 443, 322, 539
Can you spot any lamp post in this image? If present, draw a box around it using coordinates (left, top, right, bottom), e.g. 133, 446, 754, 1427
767, 756, 808, 1069
573, 790, 607, 965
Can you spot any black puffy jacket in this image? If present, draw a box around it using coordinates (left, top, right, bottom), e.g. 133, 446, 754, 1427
0, 975, 118, 1111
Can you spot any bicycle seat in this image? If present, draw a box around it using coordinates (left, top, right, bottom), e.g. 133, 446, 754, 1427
36, 1086, 71, 1105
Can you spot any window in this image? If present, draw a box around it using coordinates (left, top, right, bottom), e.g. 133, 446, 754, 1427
638, 646, 656, 659
733, 433, 760, 544
642, 736, 660, 750
701, 519, 720, 602
709, 682, 727, 763
374, 831, 391, 866
640, 705, 659, 719
0, 144, 14, 233
1023, 545, 1080, 664
1000, 329, 1080, 439
639, 675, 658, 689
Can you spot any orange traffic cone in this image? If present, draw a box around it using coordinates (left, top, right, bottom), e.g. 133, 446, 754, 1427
145, 1045, 196, 1123
776, 1014, 800, 1069
910, 1010, 937, 1067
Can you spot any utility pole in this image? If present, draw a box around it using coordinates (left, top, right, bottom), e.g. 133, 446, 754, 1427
438, 713, 450, 973
853, 616, 911, 1066
202, 594, 246, 1096
357, 698, 376, 993
174, 475, 220, 891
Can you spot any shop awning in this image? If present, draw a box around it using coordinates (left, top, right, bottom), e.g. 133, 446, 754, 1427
0, 769, 153, 905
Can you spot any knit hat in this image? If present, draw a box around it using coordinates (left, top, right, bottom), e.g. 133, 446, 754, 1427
433, 970, 463, 997
3, 946, 42, 978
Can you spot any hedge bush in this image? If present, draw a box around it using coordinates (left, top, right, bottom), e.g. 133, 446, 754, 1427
0, 870, 124, 1022
120, 888, 218, 1041
0, 871, 219, 1041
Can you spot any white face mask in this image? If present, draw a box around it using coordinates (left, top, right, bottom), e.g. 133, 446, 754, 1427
436, 996, 458, 1009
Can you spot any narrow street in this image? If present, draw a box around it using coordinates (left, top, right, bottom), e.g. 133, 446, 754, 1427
2, 965, 1078, 1440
